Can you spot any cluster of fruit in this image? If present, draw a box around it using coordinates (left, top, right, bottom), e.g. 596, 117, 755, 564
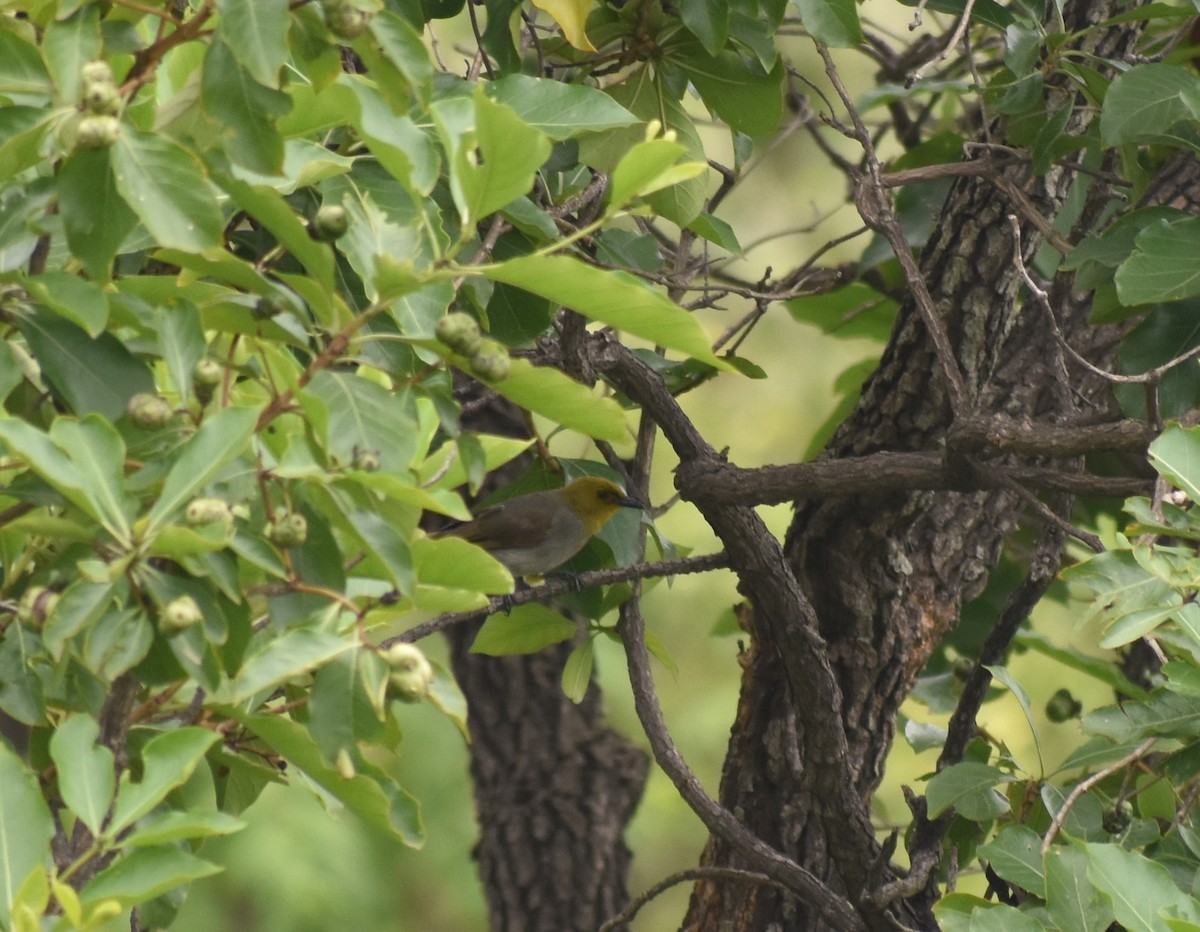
435, 312, 511, 382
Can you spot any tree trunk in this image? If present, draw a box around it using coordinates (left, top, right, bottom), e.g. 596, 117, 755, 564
448, 631, 648, 931
684, 3, 1174, 928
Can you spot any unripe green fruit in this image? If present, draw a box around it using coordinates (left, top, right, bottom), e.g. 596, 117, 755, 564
326, 3, 369, 39
80, 60, 115, 87
127, 393, 174, 430
83, 81, 120, 115
310, 205, 349, 241
434, 312, 483, 357
252, 295, 287, 320
384, 643, 434, 703
951, 657, 974, 681
192, 357, 224, 388
1045, 688, 1082, 723
1102, 801, 1133, 836
17, 587, 59, 629
160, 595, 203, 635
469, 341, 511, 382
186, 497, 233, 526
266, 511, 308, 548
76, 115, 121, 148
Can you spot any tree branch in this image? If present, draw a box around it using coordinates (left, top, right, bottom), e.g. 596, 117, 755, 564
616, 598, 867, 932
386, 552, 730, 644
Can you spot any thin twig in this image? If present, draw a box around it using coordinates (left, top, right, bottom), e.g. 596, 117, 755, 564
1040, 737, 1157, 857
599, 867, 792, 932
1009, 217, 1200, 385
817, 44, 970, 415
387, 552, 731, 644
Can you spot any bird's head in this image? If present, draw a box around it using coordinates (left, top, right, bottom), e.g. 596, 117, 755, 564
558, 477, 644, 534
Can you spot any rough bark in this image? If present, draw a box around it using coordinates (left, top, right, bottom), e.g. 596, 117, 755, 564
683, 3, 1179, 928
447, 630, 648, 932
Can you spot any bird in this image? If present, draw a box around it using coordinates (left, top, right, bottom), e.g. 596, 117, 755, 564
435, 476, 644, 577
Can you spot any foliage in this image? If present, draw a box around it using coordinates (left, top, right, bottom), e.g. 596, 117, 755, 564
0, 0, 1199, 929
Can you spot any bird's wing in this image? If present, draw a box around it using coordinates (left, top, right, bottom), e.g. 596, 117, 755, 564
451, 500, 555, 550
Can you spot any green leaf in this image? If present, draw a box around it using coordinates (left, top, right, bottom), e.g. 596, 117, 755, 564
471, 603, 577, 655
342, 510, 415, 594
1100, 63, 1200, 147
79, 847, 220, 909
0, 745, 54, 922
679, 0, 730, 54
217, 173, 336, 293
1046, 846, 1115, 932
483, 75, 639, 140
111, 129, 224, 252
0, 31, 51, 97
201, 38, 291, 175
561, 637, 594, 703
43, 580, 120, 661
1085, 842, 1200, 932
308, 650, 389, 761
425, 659, 469, 740
145, 406, 262, 532
1116, 218, 1200, 305
48, 714, 115, 837
984, 664, 1043, 775
675, 46, 784, 136
49, 416, 132, 542
17, 310, 154, 419
25, 270, 109, 336
796, 0, 864, 46
0, 417, 90, 516
121, 810, 245, 848
109, 728, 220, 834
306, 371, 418, 472
413, 535, 513, 594
1083, 691, 1200, 742
155, 300, 206, 401
218, 629, 354, 706
349, 84, 440, 196
365, 10, 434, 98
1150, 424, 1200, 502
42, 6, 101, 105
925, 761, 1012, 820
215, 0, 289, 87
608, 136, 697, 210
978, 825, 1045, 898
233, 711, 425, 846
449, 91, 552, 224
483, 254, 728, 368
578, 69, 708, 225
482, 358, 630, 443
686, 212, 742, 252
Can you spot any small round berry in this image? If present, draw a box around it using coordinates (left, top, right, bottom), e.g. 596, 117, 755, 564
17, 587, 59, 629
76, 115, 121, 148
468, 342, 511, 382
160, 595, 204, 635
126, 393, 174, 430
266, 511, 308, 548
435, 312, 483, 357
186, 497, 233, 526
310, 205, 350, 241
384, 643, 434, 703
